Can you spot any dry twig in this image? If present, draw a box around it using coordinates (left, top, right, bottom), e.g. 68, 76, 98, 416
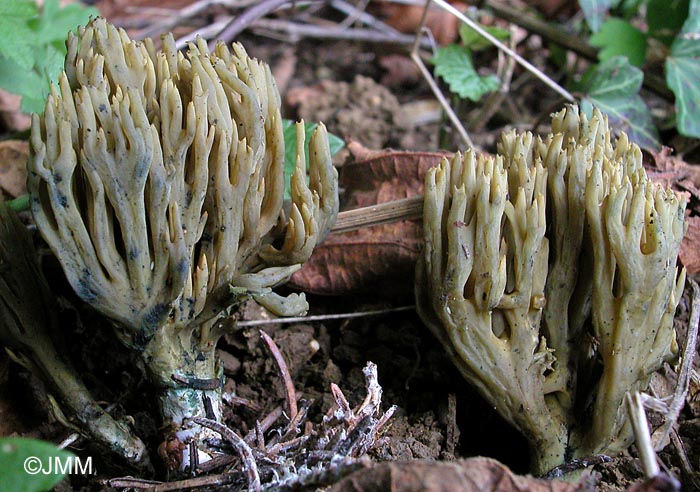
653, 278, 700, 450
260, 330, 298, 420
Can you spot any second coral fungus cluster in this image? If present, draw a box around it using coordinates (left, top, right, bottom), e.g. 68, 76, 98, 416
417, 106, 686, 474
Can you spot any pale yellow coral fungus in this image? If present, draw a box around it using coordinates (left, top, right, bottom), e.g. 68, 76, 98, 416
417, 105, 685, 474
27, 18, 338, 469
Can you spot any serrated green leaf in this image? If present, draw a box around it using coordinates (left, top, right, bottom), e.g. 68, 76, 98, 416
647, 0, 689, 45
665, 0, 700, 137
0, 0, 37, 69
581, 56, 659, 148
0, 437, 74, 492
590, 17, 646, 66
0, 56, 46, 101
611, 0, 645, 18
0, 0, 35, 16
32, 0, 97, 45
432, 44, 499, 102
282, 120, 344, 200
458, 23, 510, 51
0, 0, 98, 114
579, 0, 612, 32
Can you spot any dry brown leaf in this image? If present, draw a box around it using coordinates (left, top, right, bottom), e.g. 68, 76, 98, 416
329, 457, 592, 492
289, 143, 446, 299
0, 140, 28, 198
380, 54, 422, 88
679, 216, 700, 275
525, 0, 579, 18
645, 148, 700, 274
0, 90, 30, 132
375, 1, 468, 46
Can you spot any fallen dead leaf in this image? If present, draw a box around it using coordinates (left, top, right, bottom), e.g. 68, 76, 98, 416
329, 457, 592, 492
679, 216, 700, 275
645, 148, 700, 274
379, 54, 422, 89
374, 1, 468, 46
0, 90, 31, 132
0, 140, 29, 198
290, 142, 446, 299
646, 147, 700, 205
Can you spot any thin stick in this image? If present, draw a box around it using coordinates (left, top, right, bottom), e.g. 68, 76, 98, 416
252, 18, 430, 46
216, 0, 291, 43
260, 330, 298, 420
57, 433, 80, 450
336, 0, 370, 30
331, 196, 424, 234
236, 305, 415, 327
484, 0, 673, 100
431, 0, 574, 102
331, 0, 402, 34
411, 1, 474, 148
192, 417, 261, 492
137, 0, 227, 39
654, 278, 700, 450
107, 477, 163, 489
150, 473, 236, 492
626, 392, 660, 478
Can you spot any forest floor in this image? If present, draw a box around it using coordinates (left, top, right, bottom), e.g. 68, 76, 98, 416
1, 1, 700, 491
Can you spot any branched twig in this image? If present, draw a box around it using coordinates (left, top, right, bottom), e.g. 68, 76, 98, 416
410, 1, 474, 148
431, 0, 574, 102
653, 278, 700, 450
216, 0, 291, 43
193, 417, 261, 492
253, 18, 429, 45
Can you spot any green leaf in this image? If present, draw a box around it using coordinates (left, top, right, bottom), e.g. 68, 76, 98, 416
432, 44, 499, 102
31, 0, 98, 45
579, 0, 612, 32
0, 437, 74, 492
282, 120, 344, 200
581, 56, 660, 149
458, 23, 510, 51
0, 0, 98, 114
665, 0, 700, 137
589, 17, 647, 66
0, 0, 37, 69
647, 0, 689, 45
7, 194, 30, 212
610, 0, 645, 19
0, 55, 46, 103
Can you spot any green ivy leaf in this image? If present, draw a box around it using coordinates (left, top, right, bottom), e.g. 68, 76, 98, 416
31, 0, 98, 45
590, 17, 647, 66
579, 0, 612, 32
432, 44, 499, 102
581, 56, 659, 149
0, 437, 74, 492
0, 55, 46, 113
282, 120, 344, 200
647, 0, 689, 45
458, 23, 510, 52
665, 0, 700, 137
0, 0, 37, 69
0, 0, 97, 114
